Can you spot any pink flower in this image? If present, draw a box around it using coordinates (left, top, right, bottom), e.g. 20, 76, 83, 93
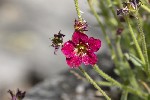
61, 32, 101, 68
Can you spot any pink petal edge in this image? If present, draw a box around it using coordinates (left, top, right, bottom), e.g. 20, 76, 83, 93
88, 37, 101, 52
61, 41, 75, 58
72, 31, 88, 44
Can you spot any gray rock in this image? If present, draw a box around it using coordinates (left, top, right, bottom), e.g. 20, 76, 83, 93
24, 70, 106, 100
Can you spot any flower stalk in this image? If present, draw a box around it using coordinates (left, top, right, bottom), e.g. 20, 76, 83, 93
74, 0, 82, 21
93, 64, 122, 88
136, 13, 150, 75
93, 64, 148, 98
141, 4, 150, 13
116, 35, 123, 60
121, 91, 128, 100
96, 81, 115, 87
125, 16, 145, 65
78, 67, 111, 100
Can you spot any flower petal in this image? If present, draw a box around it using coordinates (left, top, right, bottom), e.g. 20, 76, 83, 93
88, 37, 101, 52
82, 52, 97, 66
66, 56, 82, 68
61, 41, 75, 58
72, 31, 88, 44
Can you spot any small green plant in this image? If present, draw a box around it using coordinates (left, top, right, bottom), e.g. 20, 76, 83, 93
51, 0, 150, 99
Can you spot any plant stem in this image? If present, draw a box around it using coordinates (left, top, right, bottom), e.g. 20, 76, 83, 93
87, 0, 117, 62
140, 0, 150, 13
121, 91, 128, 100
78, 67, 111, 100
141, 5, 150, 13
74, 0, 82, 20
122, 86, 148, 98
140, 80, 150, 93
116, 35, 123, 60
136, 13, 150, 74
116, 36, 139, 89
93, 64, 122, 88
105, 0, 123, 27
93, 64, 148, 98
125, 16, 145, 65
96, 81, 115, 87
106, 0, 119, 22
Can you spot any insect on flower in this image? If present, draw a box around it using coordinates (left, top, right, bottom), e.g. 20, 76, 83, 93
129, 0, 142, 8
127, 0, 142, 11
117, 0, 142, 15
51, 31, 65, 54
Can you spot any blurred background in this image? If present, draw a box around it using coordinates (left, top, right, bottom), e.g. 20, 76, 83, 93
0, 0, 107, 99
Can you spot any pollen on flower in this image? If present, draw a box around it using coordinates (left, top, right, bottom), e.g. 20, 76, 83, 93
51, 31, 65, 54
61, 31, 101, 68
76, 43, 87, 55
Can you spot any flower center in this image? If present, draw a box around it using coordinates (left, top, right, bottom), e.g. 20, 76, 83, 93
76, 43, 87, 55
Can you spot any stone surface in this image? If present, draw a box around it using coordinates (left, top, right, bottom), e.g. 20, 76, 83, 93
24, 54, 120, 100
24, 70, 106, 100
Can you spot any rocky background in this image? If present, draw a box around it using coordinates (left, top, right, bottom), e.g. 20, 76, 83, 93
0, 0, 108, 100
23, 53, 120, 100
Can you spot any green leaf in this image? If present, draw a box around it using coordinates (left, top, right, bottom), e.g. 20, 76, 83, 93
124, 53, 144, 70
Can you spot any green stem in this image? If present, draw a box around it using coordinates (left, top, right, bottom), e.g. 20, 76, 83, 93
93, 65, 122, 88
96, 81, 115, 87
125, 16, 145, 65
74, 0, 82, 20
105, 0, 122, 27
136, 13, 150, 74
121, 91, 128, 100
140, 0, 150, 13
106, 0, 118, 22
116, 35, 123, 60
87, 0, 116, 61
122, 86, 148, 98
93, 64, 148, 98
78, 67, 111, 100
141, 5, 150, 13
116, 36, 139, 89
